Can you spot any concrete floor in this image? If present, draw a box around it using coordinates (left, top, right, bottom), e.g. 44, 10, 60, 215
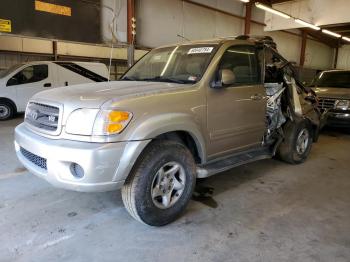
1, 117, 349, 262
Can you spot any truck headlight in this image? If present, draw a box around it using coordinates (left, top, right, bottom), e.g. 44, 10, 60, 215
335, 100, 349, 110
66, 108, 100, 135
92, 110, 133, 136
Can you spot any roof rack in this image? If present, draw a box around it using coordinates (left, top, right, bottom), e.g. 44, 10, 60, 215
236, 35, 277, 49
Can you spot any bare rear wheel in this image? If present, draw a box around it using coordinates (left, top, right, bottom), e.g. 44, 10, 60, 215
277, 120, 313, 164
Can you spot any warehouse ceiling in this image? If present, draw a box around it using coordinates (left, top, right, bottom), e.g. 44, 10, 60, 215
260, 0, 350, 47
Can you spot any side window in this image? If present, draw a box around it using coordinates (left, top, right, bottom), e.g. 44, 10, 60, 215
7, 64, 48, 86
218, 45, 260, 85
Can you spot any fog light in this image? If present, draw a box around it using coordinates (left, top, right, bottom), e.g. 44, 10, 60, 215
70, 163, 84, 178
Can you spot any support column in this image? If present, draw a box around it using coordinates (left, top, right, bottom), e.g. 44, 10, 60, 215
53, 41, 58, 61
299, 30, 307, 67
127, 0, 135, 44
334, 47, 339, 69
244, 2, 252, 35
127, 0, 135, 67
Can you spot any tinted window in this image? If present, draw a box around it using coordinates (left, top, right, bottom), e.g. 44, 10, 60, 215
7, 64, 48, 86
313, 71, 350, 88
218, 45, 260, 85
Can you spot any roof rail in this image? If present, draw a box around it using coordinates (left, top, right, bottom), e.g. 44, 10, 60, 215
236, 35, 277, 49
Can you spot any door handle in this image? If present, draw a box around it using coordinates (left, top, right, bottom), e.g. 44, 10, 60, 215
43, 83, 52, 87
250, 94, 263, 101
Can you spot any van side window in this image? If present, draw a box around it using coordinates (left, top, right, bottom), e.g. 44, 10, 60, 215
7, 65, 48, 86
218, 46, 260, 85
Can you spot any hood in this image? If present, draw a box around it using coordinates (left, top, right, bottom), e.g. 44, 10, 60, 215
32, 80, 188, 108
313, 87, 350, 100
30, 81, 189, 125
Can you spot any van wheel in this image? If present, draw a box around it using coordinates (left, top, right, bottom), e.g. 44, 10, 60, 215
0, 102, 14, 121
277, 120, 313, 164
121, 140, 196, 226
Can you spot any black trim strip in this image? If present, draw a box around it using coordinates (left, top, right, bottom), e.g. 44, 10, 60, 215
54, 62, 108, 82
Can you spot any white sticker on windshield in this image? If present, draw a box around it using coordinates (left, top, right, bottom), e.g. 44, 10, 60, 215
188, 47, 214, 54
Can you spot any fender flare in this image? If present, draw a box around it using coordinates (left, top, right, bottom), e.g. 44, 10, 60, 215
128, 113, 207, 162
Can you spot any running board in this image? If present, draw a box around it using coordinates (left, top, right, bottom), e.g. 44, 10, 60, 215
196, 147, 273, 178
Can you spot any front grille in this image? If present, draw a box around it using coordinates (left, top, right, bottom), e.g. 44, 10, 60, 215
318, 97, 337, 110
20, 147, 47, 170
25, 102, 59, 132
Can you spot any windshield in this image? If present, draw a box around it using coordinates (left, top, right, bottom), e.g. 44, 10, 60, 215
0, 64, 23, 79
121, 44, 218, 84
312, 71, 350, 88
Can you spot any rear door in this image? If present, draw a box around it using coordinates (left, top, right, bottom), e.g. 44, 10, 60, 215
207, 45, 266, 158
7, 64, 52, 111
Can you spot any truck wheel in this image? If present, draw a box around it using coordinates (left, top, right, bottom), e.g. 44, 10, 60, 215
121, 140, 196, 226
277, 120, 313, 164
0, 102, 14, 121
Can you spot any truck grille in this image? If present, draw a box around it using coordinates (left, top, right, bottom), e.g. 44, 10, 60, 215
20, 147, 47, 170
25, 102, 60, 132
318, 97, 337, 110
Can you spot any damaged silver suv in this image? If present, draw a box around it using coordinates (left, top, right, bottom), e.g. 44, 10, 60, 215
15, 36, 321, 226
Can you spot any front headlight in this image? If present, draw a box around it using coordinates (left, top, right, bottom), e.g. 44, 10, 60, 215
92, 109, 133, 136
335, 100, 349, 110
66, 108, 100, 135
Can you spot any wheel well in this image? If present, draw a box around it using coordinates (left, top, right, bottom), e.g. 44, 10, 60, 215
155, 131, 202, 164
0, 98, 17, 113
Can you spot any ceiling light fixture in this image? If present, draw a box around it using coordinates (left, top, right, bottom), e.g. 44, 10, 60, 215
294, 19, 320, 30
240, 0, 250, 2
342, 36, 350, 42
255, 2, 291, 19
322, 29, 341, 38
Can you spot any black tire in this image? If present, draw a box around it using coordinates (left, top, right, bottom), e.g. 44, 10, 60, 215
121, 140, 196, 226
277, 119, 313, 164
0, 101, 14, 121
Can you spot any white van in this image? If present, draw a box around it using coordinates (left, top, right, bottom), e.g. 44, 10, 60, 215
0, 61, 108, 120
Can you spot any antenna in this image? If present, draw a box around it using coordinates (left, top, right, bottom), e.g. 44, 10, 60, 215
103, 2, 122, 82
177, 34, 190, 42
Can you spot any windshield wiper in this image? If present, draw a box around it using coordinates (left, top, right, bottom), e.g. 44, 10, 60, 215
141, 76, 192, 84
121, 76, 140, 81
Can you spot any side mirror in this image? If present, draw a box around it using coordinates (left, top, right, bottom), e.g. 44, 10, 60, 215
211, 69, 236, 88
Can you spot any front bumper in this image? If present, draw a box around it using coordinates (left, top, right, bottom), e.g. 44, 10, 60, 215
326, 111, 350, 127
14, 123, 150, 192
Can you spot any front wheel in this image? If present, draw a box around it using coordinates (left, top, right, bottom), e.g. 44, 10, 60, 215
121, 140, 196, 226
277, 120, 313, 164
0, 102, 14, 121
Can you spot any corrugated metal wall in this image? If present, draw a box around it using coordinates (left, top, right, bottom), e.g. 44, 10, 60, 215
135, 0, 334, 70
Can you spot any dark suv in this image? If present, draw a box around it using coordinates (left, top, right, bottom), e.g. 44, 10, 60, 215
311, 70, 350, 127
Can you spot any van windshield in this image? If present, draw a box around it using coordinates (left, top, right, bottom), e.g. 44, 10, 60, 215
121, 44, 218, 84
311, 71, 350, 88
0, 64, 23, 79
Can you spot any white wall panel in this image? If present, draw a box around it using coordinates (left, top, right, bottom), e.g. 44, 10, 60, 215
136, 0, 184, 47
215, 14, 243, 38
136, 0, 245, 47
101, 0, 127, 43
304, 40, 333, 69
183, 2, 216, 40
337, 46, 350, 70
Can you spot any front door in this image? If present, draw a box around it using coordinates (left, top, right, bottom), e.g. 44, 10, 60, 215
207, 45, 266, 158
7, 64, 52, 111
